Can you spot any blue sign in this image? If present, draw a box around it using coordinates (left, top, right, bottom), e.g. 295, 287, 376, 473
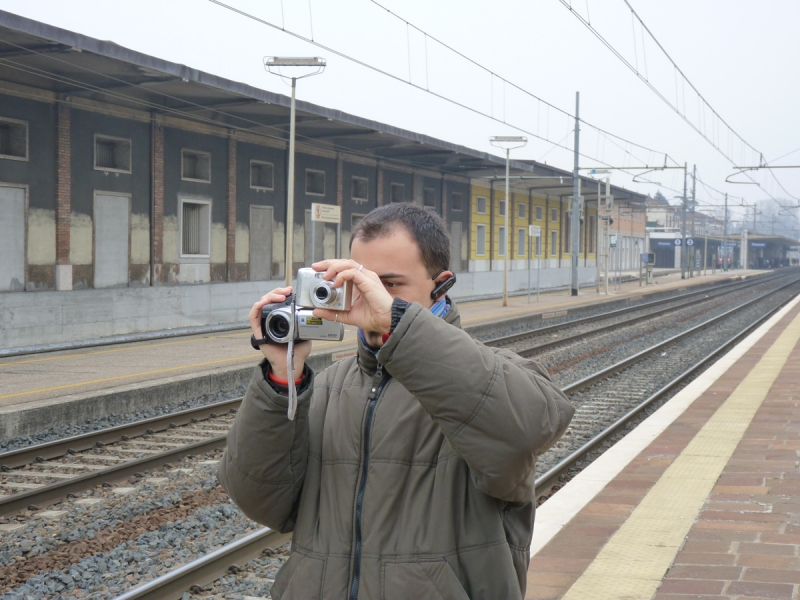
656, 241, 673, 247
751, 242, 766, 248
674, 238, 682, 246
686, 238, 695, 247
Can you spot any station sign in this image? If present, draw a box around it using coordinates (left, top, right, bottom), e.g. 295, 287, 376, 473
673, 238, 681, 246
685, 238, 695, 247
311, 203, 341, 224
750, 242, 767, 248
610, 235, 617, 248
656, 241, 673, 247
529, 225, 541, 237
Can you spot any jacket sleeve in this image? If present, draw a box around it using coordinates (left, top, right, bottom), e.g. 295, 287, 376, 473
377, 303, 574, 503
217, 361, 314, 532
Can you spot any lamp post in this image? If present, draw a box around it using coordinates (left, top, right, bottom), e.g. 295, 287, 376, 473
265, 57, 326, 286
490, 136, 528, 306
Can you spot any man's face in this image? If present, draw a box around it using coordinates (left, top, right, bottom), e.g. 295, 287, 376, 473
350, 226, 444, 346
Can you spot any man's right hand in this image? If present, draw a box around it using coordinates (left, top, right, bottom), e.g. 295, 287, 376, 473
249, 287, 312, 381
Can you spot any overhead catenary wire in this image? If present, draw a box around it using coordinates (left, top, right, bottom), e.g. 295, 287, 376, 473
206, 0, 680, 179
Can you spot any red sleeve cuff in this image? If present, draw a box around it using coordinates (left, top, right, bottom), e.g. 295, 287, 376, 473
268, 371, 305, 386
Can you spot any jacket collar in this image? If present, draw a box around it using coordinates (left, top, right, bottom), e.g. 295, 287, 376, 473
357, 297, 461, 376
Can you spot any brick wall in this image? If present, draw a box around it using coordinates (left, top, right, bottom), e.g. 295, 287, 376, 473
55, 103, 70, 266
152, 117, 164, 284
226, 135, 236, 280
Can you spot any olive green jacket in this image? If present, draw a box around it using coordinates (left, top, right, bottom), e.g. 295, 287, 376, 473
218, 300, 573, 599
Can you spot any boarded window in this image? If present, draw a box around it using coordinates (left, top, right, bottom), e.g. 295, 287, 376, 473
250, 161, 274, 189
476, 196, 487, 214
390, 182, 405, 203
535, 236, 541, 256
550, 230, 558, 255
551, 207, 559, 222
518, 203, 526, 219
564, 212, 572, 252
181, 200, 211, 256
182, 150, 211, 182
423, 187, 436, 208
476, 224, 486, 256
94, 136, 131, 172
518, 228, 526, 256
498, 201, 506, 217
0, 118, 27, 160
498, 226, 506, 256
305, 169, 325, 195
352, 176, 369, 201
451, 192, 463, 211
536, 205, 543, 221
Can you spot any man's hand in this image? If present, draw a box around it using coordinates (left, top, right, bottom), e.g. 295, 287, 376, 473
249, 287, 312, 381
311, 260, 393, 333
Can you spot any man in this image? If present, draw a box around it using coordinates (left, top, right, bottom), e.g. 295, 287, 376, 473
218, 204, 573, 599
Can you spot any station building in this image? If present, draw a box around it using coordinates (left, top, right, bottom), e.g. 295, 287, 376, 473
0, 11, 652, 346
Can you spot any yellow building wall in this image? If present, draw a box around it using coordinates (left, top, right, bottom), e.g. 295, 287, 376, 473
470, 185, 491, 261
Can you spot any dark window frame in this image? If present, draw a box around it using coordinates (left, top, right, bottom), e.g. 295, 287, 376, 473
181, 148, 212, 183
0, 117, 29, 162
390, 182, 405, 203
351, 176, 369, 202
250, 160, 275, 190
451, 191, 463, 212
305, 169, 326, 196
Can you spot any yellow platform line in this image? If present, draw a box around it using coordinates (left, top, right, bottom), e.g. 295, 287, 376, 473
560, 307, 800, 600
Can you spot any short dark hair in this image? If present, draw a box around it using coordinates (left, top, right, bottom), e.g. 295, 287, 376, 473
350, 204, 450, 276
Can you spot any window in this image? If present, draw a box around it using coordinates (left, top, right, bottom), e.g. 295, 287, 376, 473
250, 161, 274, 190
476, 224, 487, 256
305, 169, 325, 195
535, 205, 543, 221
589, 216, 596, 253
351, 213, 366, 229
451, 192, 463, 211
180, 199, 211, 256
498, 226, 506, 256
535, 236, 542, 257
0, 118, 28, 160
352, 176, 369, 202
550, 230, 558, 255
518, 203, 526, 219
423, 187, 436, 208
499, 201, 506, 217
476, 195, 487, 214
563, 212, 571, 252
182, 149, 211, 182
551, 207, 559, 222
390, 182, 405, 203
517, 228, 526, 256
94, 135, 131, 173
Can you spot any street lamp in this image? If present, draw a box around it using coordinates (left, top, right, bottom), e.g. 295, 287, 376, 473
490, 135, 528, 306
265, 56, 327, 286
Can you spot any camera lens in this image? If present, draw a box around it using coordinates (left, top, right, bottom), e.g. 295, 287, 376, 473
312, 281, 339, 307
314, 286, 330, 302
267, 313, 291, 341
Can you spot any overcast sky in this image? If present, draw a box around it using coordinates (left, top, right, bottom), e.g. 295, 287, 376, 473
3, 0, 799, 232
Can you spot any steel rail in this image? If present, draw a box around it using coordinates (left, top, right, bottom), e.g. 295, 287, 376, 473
533, 282, 800, 499
485, 270, 779, 349
113, 527, 291, 600
535, 275, 800, 387
0, 398, 241, 470
110, 276, 800, 600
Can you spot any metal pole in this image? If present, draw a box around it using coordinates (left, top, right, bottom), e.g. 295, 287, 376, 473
537, 234, 540, 302
703, 223, 708, 276
681, 162, 687, 279
527, 230, 531, 304
604, 178, 610, 295
503, 148, 510, 307
690, 164, 696, 277
571, 91, 581, 296
596, 181, 600, 294
285, 77, 297, 286
311, 220, 315, 266
723, 193, 728, 272
336, 221, 341, 259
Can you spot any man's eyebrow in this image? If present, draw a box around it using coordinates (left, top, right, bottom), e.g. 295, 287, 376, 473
378, 273, 407, 280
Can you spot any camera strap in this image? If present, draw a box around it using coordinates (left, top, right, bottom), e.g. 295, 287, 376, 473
286, 295, 298, 421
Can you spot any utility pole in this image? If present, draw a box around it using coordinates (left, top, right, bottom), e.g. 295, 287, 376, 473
753, 205, 757, 234
681, 163, 687, 279
571, 91, 581, 296
723, 193, 728, 272
690, 165, 696, 277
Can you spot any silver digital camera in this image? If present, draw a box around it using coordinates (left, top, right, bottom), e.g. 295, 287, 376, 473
260, 295, 344, 344
295, 267, 353, 311
259, 268, 352, 344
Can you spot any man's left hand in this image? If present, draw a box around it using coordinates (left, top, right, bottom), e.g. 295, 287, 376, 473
311, 260, 393, 333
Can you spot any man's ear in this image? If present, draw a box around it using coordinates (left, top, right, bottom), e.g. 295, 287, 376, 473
431, 270, 456, 300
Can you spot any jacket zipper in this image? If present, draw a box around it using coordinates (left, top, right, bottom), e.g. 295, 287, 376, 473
349, 363, 390, 600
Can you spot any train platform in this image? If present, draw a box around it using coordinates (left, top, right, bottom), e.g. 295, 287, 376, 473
0, 269, 766, 439
526, 290, 800, 599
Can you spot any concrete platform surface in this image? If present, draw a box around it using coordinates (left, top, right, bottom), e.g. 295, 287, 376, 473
526, 287, 800, 599
0, 269, 766, 439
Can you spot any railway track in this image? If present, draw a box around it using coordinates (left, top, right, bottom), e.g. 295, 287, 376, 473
105, 272, 800, 600
0, 272, 778, 521
0, 274, 800, 598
